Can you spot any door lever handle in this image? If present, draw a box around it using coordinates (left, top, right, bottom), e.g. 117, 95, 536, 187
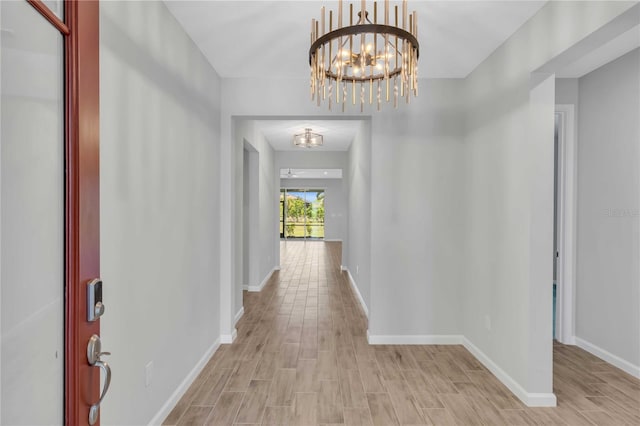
86, 334, 112, 425
89, 360, 111, 425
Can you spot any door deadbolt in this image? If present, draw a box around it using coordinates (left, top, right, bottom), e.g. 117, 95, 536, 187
87, 279, 104, 322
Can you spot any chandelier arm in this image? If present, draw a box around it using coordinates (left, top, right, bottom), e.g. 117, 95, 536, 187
309, 24, 419, 66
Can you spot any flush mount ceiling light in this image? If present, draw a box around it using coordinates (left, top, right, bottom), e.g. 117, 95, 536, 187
293, 128, 324, 148
309, 0, 419, 112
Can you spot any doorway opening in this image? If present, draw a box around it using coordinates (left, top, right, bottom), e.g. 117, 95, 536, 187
280, 188, 325, 239
554, 104, 577, 345
553, 112, 560, 340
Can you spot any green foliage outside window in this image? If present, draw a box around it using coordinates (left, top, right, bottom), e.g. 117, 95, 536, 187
281, 190, 325, 238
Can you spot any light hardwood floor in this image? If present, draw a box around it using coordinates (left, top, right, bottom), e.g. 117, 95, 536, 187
164, 241, 640, 425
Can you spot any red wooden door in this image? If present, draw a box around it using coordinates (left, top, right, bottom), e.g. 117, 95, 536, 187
27, 1, 102, 424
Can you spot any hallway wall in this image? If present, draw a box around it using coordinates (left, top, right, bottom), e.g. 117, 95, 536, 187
576, 48, 640, 373
235, 120, 278, 307
556, 78, 579, 105
347, 121, 372, 314
369, 80, 465, 339
462, 0, 637, 402
100, 2, 222, 424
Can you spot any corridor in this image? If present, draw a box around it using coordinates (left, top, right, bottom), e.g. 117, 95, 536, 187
164, 242, 640, 425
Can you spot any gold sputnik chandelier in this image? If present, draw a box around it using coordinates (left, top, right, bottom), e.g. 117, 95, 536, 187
309, 0, 419, 112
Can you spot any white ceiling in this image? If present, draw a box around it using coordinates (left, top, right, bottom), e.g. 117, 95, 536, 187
165, 1, 548, 153
254, 119, 361, 151
164, 1, 547, 79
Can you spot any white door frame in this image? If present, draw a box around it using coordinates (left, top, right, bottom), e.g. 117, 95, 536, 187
555, 104, 577, 345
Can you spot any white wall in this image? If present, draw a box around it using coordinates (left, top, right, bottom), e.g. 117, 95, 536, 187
347, 121, 372, 314
462, 0, 637, 403
100, 2, 221, 424
369, 80, 465, 337
275, 151, 348, 170
556, 78, 579, 106
235, 120, 277, 300
576, 48, 639, 371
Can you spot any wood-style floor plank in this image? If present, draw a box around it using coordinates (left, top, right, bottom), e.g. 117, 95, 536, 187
191, 369, 233, 407
366, 392, 400, 426
176, 406, 212, 426
343, 407, 374, 426
318, 380, 345, 424
204, 392, 244, 426
292, 392, 317, 425
225, 358, 259, 391
234, 380, 271, 424
384, 379, 426, 425
295, 359, 320, 393
438, 393, 483, 426
163, 369, 211, 425
267, 368, 297, 406
261, 406, 291, 425
421, 408, 457, 426
339, 368, 369, 408
164, 241, 640, 426
357, 359, 386, 393
280, 343, 301, 369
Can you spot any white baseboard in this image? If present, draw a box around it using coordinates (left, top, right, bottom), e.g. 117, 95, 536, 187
575, 337, 640, 378
148, 337, 221, 425
340, 265, 347, 271
324, 239, 343, 242
462, 337, 557, 407
247, 267, 277, 292
367, 334, 463, 345
234, 307, 245, 325
242, 284, 249, 291
344, 268, 369, 318
220, 328, 237, 344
